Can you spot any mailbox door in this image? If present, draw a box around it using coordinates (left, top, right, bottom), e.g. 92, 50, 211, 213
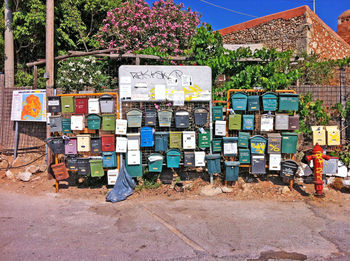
88, 98, 100, 114
267, 133, 282, 154
49, 116, 62, 133
195, 151, 206, 167
212, 106, 223, 121
212, 138, 222, 152
183, 131, 196, 150
169, 132, 182, 149
77, 135, 91, 152
102, 114, 116, 131
184, 152, 195, 167
242, 115, 254, 131
229, 114, 241, 130
275, 114, 289, 130
127, 151, 141, 165
260, 115, 274, 132
251, 155, 266, 174
239, 149, 250, 164
91, 138, 102, 154
65, 138, 77, 155
71, 115, 84, 130
75, 98, 88, 114
288, 116, 300, 130
101, 135, 115, 152
62, 118, 71, 133
215, 121, 226, 136
61, 96, 74, 113
155, 132, 169, 152
269, 154, 281, 171
141, 127, 154, 147
115, 119, 127, 135
48, 96, 61, 113
247, 96, 259, 111
198, 130, 210, 148
116, 137, 127, 153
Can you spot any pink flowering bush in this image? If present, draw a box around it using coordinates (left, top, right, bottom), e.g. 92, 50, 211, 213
95, 0, 201, 55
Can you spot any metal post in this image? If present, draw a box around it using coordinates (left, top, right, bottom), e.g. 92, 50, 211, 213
313, 0, 316, 13
4, 0, 14, 89
13, 121, 19, 159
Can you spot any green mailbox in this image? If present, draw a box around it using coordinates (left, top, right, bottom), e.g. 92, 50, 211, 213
239, 149, 250, 164
205, 154, 221, 174
102, 114, 116, 131
247, 96, 260, 111
212, 138, 222, 152
166, 149, 181, 168
229, 114, 241, 130
86, 114, 101, 130
61, 96, 74, 113
242, 115, 254, 131
224, 161, 240, 181
169, 131, 182, 149
231, 92, 247, 111
262, 92, 278, 111
279, 93, 299, 111
148, 153, 164, 173
90, 159, 104, 177
212, 106, 223, 121
198, 130, 211, 148
281, 132, 298, 154
126, 152, 143, 177
238, 132, 250, 148
62, 118, 72, 133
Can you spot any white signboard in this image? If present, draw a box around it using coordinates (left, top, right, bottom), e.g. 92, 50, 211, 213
11, 90, 47, 122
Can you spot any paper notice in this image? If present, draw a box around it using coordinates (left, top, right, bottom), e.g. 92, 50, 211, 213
155, 85, 166, 100
120, 76, 131, 84
173, 91, 185, 106
181, 75, 192, 87
120, 85, 131, 99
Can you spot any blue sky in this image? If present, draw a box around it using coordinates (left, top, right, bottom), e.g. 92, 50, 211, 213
173, 0, 349, 32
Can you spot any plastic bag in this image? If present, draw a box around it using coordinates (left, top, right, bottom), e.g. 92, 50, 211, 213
106, 161, 136, 203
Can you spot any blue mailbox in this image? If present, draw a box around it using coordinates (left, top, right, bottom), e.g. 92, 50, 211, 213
250, 135, 267, 155
141, 126, 154, 147
205, 154, 221, 174
231, 92, 247, 111
166, 149, 181, 168
243, 115, 254, 131
154, 132, 169, 152
102, 152, 117, 168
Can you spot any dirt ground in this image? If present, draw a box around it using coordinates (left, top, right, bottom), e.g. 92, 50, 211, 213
1, 152, 349, 203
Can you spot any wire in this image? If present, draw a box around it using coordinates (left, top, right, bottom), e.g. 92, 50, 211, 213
0, 153, 47, 170
199, 0, 258, 18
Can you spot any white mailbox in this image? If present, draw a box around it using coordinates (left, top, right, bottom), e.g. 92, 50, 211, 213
215, 120, 226, 136
195, 151, 206, 167
88, 98, 100, 114
115, 119, 127, 135
116, 137, 127, 153
77, 134, 91, 152
71, 115, 85, 130
183, 131, 196, 150
127, 150, 141, 165
261, 114, 274, 132
269, 154, 281, 171
127, 133, 140, 151
107, 169, 119, 185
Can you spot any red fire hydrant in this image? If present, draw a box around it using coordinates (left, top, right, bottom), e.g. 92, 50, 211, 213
306, 144, 330, 197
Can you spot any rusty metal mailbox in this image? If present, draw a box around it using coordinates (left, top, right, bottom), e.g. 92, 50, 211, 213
288, 115, 300, 130
49, 116, 62, 133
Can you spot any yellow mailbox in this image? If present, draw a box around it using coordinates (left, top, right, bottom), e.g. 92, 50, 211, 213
325, 126, 340, 146
311, 126, 326, 146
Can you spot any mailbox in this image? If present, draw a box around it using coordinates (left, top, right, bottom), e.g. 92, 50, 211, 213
175, 110, 190, 129
166, 149, 181, 168
231, 92, 247, 111
323, 157, 338, 175
212, 106, 223, 121
278, 93, 299, 111
145, 109, 157, 126
194, 108, 208, 126
238, 132, 249, 148
269, 154, 281, 171
90, 159, 104, 177
326, 126, 340, 146
101, 134, 115, 152
127, 109, 142, 128
140, 126, 154, 147
127, 133, 140, 151
148, 154, 164, 172
183, 131, 196, 150
280, 160, 298, 178
225, 161, 240, 181
61, 96, 74, 113
251, 155, 266, 174
49, 116, 62, 133
267, 133, 282, 154
260, 114, 274, 132
75, 97, 88, 114
311, 126, 326, 146
158, 109, 172, 127
205, 154, 221, 174
275, 114, 289, 130
215, 121, 226, 136
126, 151, 142, 177
116, 136, 127, 153
212, 138, 222, 152
88, 98, 100, 114
250, 135, 267, 155
262, 92, 277, 111
51, 163, 69, 181
169, 131, 182, 149
228, 114, 241, 130
107, 169, 119, 185
154, 132, 169, 152
289, 115, 300, 130
77, 157, 90, 176
99, 94, 114, 113
71, 115, 84, 130
102, 152, 117, 168
184, 152, 195, 167
198, 130, 210, 148
64, 137, 77, 155
115, 119, 127, 135
127, 150, 141, 165
47, 96, 61, 113
239, 149, 250, 164
77, 134, 91, 152
86, 114, 101, 130
195, 151, 206, 167
62, 118, 71, 134
223, 137, 238, 157
91, 137, 102, 154
281, 132, 298, 154
247, 96, 259, 111
66, 156, 78, 171
242, 115, 254, 131
46, 137, 65, 154
102, 114, 116, 131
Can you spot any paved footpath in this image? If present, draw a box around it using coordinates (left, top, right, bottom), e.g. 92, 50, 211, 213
0, 190, 350, 261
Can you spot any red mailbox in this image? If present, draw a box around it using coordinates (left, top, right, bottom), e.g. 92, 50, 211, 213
75, 97, 88, 114
101, 134, 115, 152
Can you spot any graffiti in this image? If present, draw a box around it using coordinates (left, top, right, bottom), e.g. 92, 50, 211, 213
251, 142, 266, 154
268, 144, 280, 152
130, 70, 183, 80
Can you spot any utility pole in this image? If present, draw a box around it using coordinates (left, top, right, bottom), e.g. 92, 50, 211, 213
313, 0, 316, 13
4, 0, 14, 89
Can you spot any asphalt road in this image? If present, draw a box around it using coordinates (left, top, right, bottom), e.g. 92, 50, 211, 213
0, 190, 349, 261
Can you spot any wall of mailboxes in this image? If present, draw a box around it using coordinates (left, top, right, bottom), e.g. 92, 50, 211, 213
46, 91, 341, 185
